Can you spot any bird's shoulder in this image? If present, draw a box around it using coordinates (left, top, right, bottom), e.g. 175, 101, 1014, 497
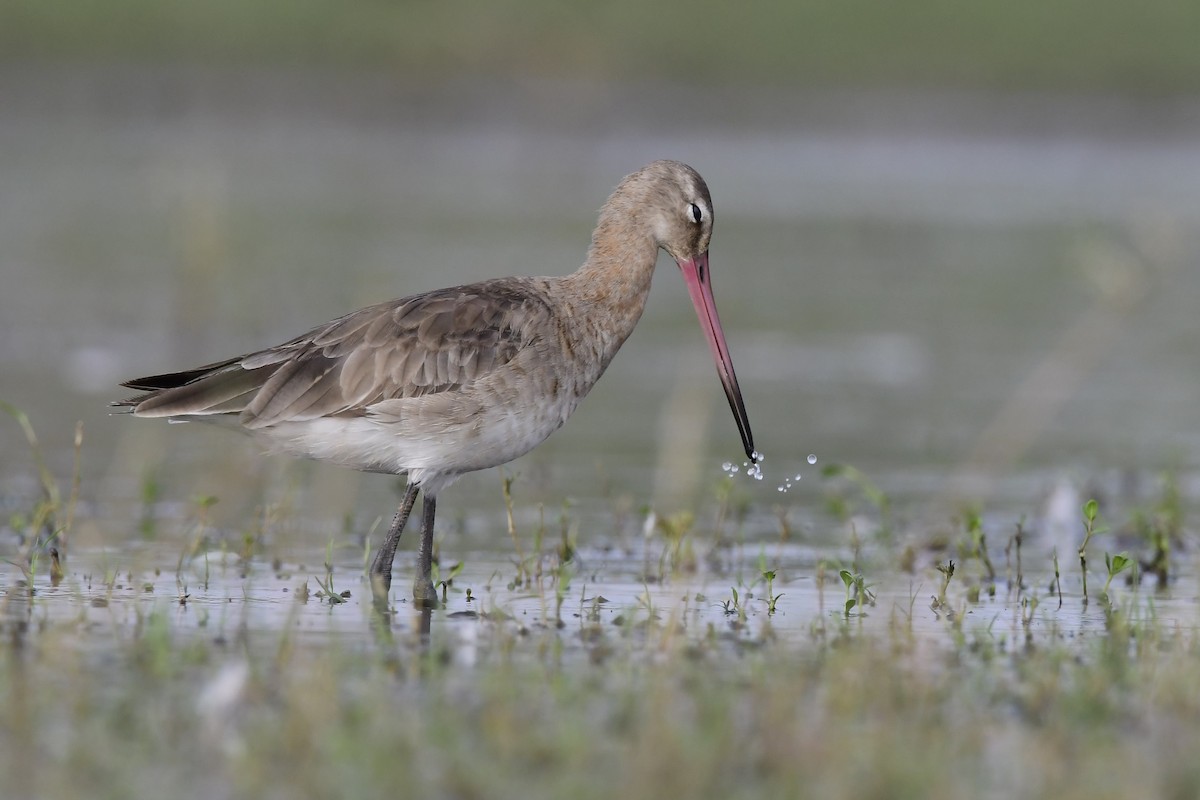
310, 278, 553, 364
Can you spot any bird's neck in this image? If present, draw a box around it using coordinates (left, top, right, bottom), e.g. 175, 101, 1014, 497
560, 215, 659, 363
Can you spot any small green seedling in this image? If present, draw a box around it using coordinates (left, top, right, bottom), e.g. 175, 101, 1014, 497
1079, 499, 1106, 604
964, 512, 995, 583
1131, 473, 1179, 588
656, 510, 697, 577
762, 570, 783, 615
499, 469, 528, 585
1, 401, 64, 544
720, 587, 746, 619
313, 572, 347, 605
840, 569, 875, 617
934, 560, 955, 608
314, 542, 348, 605
1102, 552, 1133, 600
434, 560, 465, 603
1021, 594, 1039, 629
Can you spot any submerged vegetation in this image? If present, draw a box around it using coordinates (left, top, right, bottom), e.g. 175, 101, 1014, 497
2, 595, 1200, 800
3, 411, 1200, 799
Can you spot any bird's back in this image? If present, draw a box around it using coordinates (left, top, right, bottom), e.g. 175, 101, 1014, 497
115, 277, 601, 483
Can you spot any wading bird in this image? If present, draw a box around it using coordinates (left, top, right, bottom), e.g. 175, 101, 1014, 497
116, 160, 756, 607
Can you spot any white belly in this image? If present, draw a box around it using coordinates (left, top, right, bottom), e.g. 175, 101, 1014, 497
257, 388, 579, 495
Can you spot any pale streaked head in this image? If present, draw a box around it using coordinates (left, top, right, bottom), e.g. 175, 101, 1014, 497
622, 160, 755, 462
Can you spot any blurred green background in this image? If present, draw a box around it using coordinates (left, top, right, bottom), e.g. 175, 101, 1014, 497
5, 0, 1200, 92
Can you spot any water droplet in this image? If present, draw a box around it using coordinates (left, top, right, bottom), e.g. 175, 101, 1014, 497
794, 474, 802, 481
721, 461, 732, 472
751, 450, 764, 463
807, 454, 817, 465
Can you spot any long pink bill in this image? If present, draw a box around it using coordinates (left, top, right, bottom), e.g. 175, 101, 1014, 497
677, 252, 757, 462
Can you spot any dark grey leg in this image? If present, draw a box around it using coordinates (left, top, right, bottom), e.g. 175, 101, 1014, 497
369, 482, 419, 603
413, 494, 438, 607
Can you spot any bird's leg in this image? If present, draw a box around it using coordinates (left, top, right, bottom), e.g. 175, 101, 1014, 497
369, 482, 419, 604
413, 495, 439, 608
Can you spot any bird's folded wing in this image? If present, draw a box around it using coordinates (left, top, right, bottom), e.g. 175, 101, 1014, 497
121, 280, 553, 428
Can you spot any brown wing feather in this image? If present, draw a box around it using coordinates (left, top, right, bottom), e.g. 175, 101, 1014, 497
116, 279, 553, 428
115, 361, 263, 415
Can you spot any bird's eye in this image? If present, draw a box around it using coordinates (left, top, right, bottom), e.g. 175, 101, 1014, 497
689, 203, 703, 224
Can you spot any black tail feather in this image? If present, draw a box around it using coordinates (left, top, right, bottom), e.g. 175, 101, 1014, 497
119, 356, 243, 392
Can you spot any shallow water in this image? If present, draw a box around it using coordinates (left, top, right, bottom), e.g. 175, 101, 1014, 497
7, 535, 1198, 668
2, 69, 1200, 647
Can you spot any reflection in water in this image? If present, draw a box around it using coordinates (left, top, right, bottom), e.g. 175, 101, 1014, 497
4, 542, 1196, 671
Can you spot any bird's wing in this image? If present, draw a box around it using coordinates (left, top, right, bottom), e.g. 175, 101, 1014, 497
120, 280, 554, 428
